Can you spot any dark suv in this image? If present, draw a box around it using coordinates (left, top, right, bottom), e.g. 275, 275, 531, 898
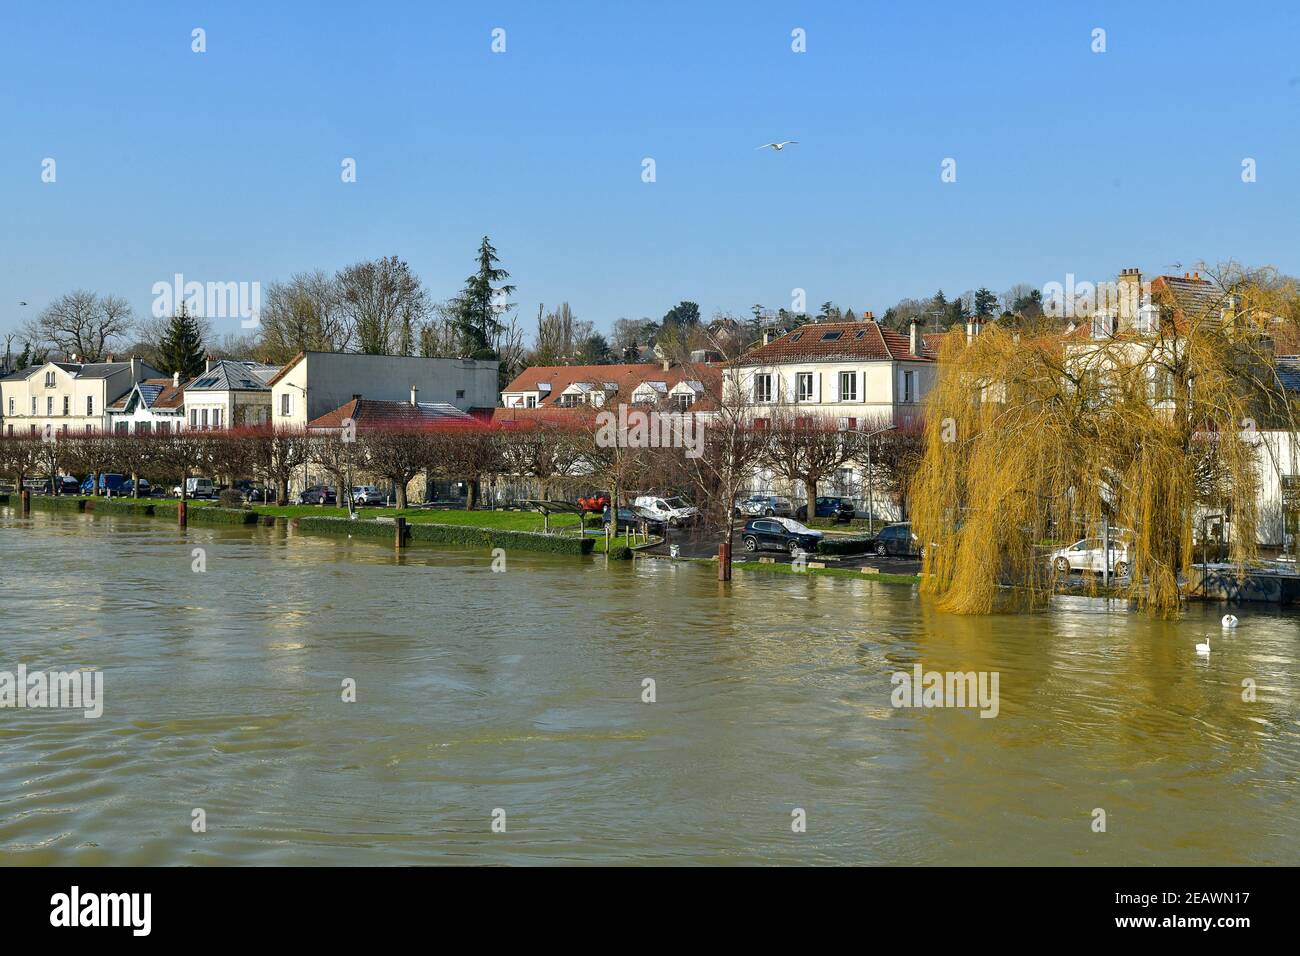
873, 522, 920, 557
740, 518, 823, 555
795, 496, 856, 523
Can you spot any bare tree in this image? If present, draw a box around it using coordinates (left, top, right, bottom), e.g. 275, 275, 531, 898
336, 257, 429, 355
259, 270, 349, 361
762, 410, 867, 520
23, 291, 134, 362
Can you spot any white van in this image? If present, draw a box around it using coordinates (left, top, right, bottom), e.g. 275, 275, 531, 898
633, 495, 699, 527
172, 477, 216, 499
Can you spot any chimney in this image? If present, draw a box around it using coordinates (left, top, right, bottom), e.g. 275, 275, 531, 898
130, 356, 139, 379
105, 352, 115, 363
352, 393, 361, 402
1117, 268, 1142, 326
205, 356, 213, 373
909, 317, 921, 356
410, 385, 419, 406
172, 371, 180, 388
965, 319, 975, 344
862, 311, 874, 322
662, 359, 670, 372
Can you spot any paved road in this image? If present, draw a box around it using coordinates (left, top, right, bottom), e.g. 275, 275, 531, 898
644, 526, 922, 575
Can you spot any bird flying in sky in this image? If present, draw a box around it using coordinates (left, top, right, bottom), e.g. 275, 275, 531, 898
755, 141, 799, 151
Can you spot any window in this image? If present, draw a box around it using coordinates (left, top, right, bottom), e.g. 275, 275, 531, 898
62, 396, 70, 416
456, 389, 465, 400
158, 421, 171, 435
280, 393, 291, 416
31, 397, 36, 415
115, 422, 128, 435
796, 372, 814, 402
753, 373, 773, 404
673, 393, 695, 410
903, 370, 916, 403
191, 409, 198, 428
213, 408, 222, 429
84, 425, 92, 434
137, 422, 151, 436
6, 398, 11, 415
839, 371, 857, 402
525, 396, 537, 408
47, 396, 53, 416
201, 409, 209, 429
5, 425, 11, 436
820, 330, 843, 341
87, 396, 94, 416
790, 332, 804, 342
44, 371, 56, 387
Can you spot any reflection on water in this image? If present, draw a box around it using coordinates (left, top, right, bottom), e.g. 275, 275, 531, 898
1, 508, 1296, 865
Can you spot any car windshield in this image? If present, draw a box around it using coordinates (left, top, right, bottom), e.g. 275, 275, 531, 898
776, 518, 817, 534
663, 497, 688, 509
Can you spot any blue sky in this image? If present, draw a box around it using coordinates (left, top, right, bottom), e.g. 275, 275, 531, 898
3, 0, 1298, 344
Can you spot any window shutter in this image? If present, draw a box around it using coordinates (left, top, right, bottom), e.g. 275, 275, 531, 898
811, 371, 821, 403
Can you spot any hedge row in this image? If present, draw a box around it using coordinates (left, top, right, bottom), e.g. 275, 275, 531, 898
292, 516, 396, 540
407, 521, 595, 555
85, 498, 157, 516
817, 535, 878, 556
27, 496, 86, 513
806, 517, 879, 530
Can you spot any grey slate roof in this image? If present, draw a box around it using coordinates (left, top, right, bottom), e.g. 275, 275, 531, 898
184, 360, 278, 392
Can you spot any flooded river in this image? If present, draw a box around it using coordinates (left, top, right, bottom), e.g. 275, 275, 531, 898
1, 507, 1297, 865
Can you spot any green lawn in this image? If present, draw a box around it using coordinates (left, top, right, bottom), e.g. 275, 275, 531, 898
731, 560, 921, 585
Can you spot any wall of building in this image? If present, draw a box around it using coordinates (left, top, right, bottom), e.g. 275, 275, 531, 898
273, 353, 499, 428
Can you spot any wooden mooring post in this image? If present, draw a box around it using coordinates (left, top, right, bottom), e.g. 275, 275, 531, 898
718, 541, 732, 581
177, 500, 187, 527
20, 489, 30, 514
395, 516, 407, 549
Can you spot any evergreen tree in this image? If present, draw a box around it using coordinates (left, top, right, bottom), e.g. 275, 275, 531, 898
453, 236, 514, 359
157, 304, 206, 379
16, 342, 32, 370
973, 288, 998, 318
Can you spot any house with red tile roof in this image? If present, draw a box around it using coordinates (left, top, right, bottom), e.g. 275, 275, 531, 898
726, 316, 936, 431
305, 392, 476, 433
499, 361, 722, 414
106, 376, 186, 435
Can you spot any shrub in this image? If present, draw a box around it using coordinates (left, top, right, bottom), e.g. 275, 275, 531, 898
189, 506, 259, 525
218, 489, 245, 509
817, 535, 876, 556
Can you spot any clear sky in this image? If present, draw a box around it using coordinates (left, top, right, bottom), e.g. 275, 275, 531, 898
3, 0, 1298, 344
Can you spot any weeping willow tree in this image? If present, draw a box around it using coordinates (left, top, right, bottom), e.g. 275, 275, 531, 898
912, 264, 1299, 616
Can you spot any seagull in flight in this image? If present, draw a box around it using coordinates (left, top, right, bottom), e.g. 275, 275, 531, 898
756, 141, 799, 151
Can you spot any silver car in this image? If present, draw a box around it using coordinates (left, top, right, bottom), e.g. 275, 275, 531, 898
735, 495, 794, 517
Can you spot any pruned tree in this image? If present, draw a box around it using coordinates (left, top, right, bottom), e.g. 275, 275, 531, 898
762, 410, 866, 520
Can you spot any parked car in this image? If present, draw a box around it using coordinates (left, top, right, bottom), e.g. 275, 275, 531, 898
632, 495, 698, 527
1049, 538, 1130, 577
351, 485, 385, 506
873, 522, 922, 557
795, 496, 856, 523
603, 505, 666, 534
734, 494, 795, 518
119, 478, 152, 496
55, 475, 81, 494
740, 517, 824, 555
81, 473, 127, 495
297, 485, 337, 505
171, 478, 216, 499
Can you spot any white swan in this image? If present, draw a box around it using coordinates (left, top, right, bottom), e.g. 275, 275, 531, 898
1196, 636, 1211, 656
1222, 613, 1238, 629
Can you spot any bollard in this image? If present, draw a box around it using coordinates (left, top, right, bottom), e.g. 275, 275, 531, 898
395, 516, 407, 550
718, 541, 732, 581
177, 500, 187, 527
20, 489, 30, 514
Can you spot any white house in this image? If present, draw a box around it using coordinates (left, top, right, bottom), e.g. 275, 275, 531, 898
106, 376, 186, 435
1, 357, 161, 437
183, 359, 280, 430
